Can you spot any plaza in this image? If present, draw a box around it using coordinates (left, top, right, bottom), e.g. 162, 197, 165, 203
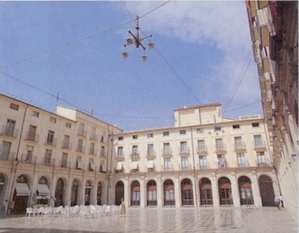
0, 207, 297, 233
0, 1, 297, 230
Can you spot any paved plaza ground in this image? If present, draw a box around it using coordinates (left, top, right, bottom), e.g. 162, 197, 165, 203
0, 207, 297, 233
